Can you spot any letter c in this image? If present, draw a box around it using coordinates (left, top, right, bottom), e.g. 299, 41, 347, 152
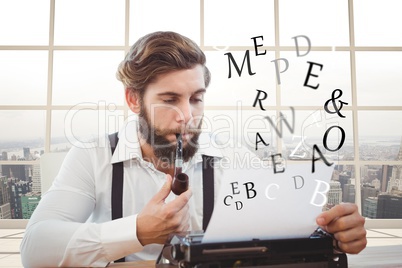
224, 195, 233, 206
265, 184, 280, 200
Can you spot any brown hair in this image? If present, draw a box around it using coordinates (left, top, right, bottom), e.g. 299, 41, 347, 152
116, 31, 211, 97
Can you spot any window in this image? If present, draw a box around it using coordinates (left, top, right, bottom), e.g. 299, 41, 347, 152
0, 0, 401, 225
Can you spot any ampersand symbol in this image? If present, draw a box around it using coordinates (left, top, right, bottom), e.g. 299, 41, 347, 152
324, 89, 348, 118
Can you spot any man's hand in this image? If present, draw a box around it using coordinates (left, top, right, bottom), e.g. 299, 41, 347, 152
136, 175, 192, 245
316, 203, 367, 254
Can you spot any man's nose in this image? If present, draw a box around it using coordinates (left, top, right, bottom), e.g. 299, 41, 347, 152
177, 101, 193, 124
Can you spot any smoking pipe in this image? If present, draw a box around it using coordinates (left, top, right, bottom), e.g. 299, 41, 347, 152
171, 133, 189, 195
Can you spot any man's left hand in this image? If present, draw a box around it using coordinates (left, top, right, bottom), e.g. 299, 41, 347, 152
316, 203, 367, 254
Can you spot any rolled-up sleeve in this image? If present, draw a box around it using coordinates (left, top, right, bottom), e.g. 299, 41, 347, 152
20, 142, 143, 267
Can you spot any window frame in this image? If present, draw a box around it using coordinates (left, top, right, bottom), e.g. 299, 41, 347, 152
0, 0, 401, 229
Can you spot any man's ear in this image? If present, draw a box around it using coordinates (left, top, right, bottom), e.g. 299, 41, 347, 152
125, 89, 141, 114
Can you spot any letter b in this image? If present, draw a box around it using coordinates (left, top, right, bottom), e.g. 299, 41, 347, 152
310, 180, 330, 207
243, 182, 257, 199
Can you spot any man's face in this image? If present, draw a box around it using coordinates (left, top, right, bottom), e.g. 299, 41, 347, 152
138, 64, 206, 163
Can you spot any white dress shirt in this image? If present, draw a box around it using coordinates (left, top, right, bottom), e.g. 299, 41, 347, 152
20, 118, 257, 267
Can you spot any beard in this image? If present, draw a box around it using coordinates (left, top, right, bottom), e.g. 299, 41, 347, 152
138, 105, 202, 165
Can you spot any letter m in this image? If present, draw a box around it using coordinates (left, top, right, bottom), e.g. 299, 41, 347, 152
224, 50, 256, 78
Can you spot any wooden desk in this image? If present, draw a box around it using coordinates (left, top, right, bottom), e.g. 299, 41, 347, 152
108, 245, 402, 267
108, 260, 154, 267
348, 244, 402, 267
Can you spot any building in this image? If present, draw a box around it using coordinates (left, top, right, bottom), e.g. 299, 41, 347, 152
338, 172, 351, 193
387, 141, 402, 192
361, 184, 378, 208
21, 193, 41, 219
0, 203, 11, 219
0, 176, 11, 219
377, 194, 402, 219
8, 179, 30, 219
363, 197, 378, 218
0, 176, 9, 205
381, 165, 393, 192
361, 166, 369, 180
1, 152, 8, 161
371, 178, 381, 190
367, 167, 380, 182
387, 163, 402, 192
1, 165, 28, 181
326, 180, 343, 209
343, 182, 355, 203
23, 147, 31, 161
31, 164, 41, 193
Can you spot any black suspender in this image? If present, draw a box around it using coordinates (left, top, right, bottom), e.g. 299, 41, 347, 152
109, 132, 125, 263
202, 155, 214, 231
108, 132, 215, 263
109, 132, 124, 221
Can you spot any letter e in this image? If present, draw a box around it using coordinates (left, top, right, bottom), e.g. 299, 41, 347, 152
230, 182, 240, 195
304, 61, 323, 90
271, 153, 285, 173
251, 36, 267, 56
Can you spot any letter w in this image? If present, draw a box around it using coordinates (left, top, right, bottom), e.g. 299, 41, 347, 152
224, 50, 256, 78
264, 107, 295, 138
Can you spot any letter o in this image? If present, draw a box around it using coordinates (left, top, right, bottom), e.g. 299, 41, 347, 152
323, 126, 345, 152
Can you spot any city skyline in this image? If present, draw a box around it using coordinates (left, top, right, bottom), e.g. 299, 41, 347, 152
2, 133, 402, 160
1, 141, 402, 220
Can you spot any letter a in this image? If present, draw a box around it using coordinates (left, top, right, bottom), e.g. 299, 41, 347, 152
311, 144, 333, 173
255, 132, 269, 150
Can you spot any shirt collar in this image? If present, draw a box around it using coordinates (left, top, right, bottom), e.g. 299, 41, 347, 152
110, 117, 142, 164
110, 116, 223, 164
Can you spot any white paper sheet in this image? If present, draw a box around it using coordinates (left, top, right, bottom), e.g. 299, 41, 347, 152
202, 162, 334, 243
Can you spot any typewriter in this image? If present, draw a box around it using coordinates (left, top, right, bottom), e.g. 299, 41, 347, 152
156, 228, 347, 267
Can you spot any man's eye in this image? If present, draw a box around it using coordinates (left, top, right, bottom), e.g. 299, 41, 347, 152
191, 98, 203, 103
163, 99, 176, 103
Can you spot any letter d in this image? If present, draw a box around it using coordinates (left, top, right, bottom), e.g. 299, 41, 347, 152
292, 35, 311, 57
235, 201, 243, 210
293, 175, 304, 189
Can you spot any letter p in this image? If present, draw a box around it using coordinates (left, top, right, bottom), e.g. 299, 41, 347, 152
271, 58, 289, 85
